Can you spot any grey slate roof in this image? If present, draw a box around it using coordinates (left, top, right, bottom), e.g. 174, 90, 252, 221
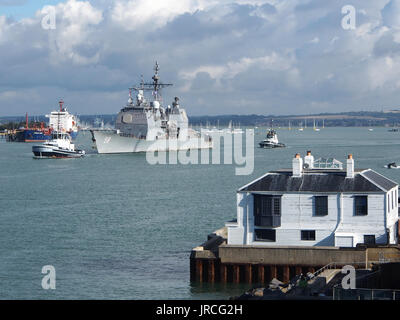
361, 170, 398, 192
240, 169, 398, 193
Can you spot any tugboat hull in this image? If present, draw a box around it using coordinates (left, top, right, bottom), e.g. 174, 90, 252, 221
32, 145, 85, 159
259, 142, 286, 148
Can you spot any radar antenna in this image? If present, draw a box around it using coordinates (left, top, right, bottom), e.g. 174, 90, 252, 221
130, 62, 172, 102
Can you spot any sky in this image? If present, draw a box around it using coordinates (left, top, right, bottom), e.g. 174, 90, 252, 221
0, 0, 400, 116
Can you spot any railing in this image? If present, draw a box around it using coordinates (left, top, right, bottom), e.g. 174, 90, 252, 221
333, 287, 400, 300
312, 262, 341, 279
332, 259, 400, 300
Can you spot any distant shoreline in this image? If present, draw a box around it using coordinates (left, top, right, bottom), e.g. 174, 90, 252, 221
2, 110, 400, 128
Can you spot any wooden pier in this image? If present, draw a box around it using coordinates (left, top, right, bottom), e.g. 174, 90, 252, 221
190, 228, 400, 284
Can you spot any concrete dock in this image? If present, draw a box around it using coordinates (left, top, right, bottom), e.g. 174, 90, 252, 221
190, 227, 400, 284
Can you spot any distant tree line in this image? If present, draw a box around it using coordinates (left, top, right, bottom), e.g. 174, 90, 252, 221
0, 121, 44, 131
2, 110, 400, 129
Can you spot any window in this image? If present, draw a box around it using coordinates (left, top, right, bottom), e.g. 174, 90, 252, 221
364, 235, 376, 245
255, 229, 276, 242
314, 196, 328, 216
254, 195, 281, 227
392, 190, 395, 210
354, 196, 368, 216
301, 230, 316, 241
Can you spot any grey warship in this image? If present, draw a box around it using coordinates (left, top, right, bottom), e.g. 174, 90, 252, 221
91, 62, 213, 154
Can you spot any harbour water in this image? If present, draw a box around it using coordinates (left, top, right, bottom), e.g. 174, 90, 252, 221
1, 127, 400, 299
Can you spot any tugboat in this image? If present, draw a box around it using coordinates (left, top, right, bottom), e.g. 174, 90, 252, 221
32, 132, 85, 159
385, 162, 399, 169
259, 129, 286, 148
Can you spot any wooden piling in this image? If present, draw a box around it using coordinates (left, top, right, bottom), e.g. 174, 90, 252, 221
245, 264, 252, 283
220, 264, 227, 283
196, 260, 203, 282
233, 265, 240, 283
270, 265, 277, 279
258, 265, 265, 284
208, 260, 215, 283
295, 266, 302, 275
283, 265, 290, 282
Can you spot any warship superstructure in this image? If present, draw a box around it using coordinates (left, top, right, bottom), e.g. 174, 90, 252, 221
91, 62, 213, 153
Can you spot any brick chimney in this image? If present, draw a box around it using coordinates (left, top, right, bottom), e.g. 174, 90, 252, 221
346, 154, 354, 178
293, 153, 303, 177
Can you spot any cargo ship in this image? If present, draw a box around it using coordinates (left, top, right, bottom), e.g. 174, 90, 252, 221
46, 100, 79, 139
6, 100, 79, 142
6, 113, 53, 142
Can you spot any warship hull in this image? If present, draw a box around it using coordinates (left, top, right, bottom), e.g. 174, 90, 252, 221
92, 130, 213, 154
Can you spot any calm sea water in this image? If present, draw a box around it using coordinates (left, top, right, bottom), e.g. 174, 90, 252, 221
1, 127, 400, 299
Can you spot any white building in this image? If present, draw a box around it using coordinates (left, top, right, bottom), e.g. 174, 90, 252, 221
227, 152, 399, 248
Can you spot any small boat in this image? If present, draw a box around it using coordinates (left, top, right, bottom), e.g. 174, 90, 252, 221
368, 128, 374, 131
259, 129, 286, 148
388, 128, 399, 132
313, 119, 320, 131
385, 162, 399, 169
32, 132, 85, 159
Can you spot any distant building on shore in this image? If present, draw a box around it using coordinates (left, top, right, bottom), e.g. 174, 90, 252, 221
227, 152, 399, 247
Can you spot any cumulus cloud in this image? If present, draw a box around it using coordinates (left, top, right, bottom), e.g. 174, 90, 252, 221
110, 0, 202, 30
382, 0, 400, 29
2, 0, 400, 116
44, 0, 103, 65
180, 53, 295, 90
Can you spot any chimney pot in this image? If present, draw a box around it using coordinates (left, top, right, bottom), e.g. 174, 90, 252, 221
346, 154, 354, 178
304, 150, 314, 169
293, 154, 303, 177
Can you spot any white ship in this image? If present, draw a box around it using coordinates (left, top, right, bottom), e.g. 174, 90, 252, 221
46, 100, 79, 139
91, 62, 213, 154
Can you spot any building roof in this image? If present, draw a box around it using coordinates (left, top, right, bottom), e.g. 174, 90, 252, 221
239, 169, 398, 193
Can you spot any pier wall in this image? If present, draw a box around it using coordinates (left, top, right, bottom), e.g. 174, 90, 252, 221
190, 240, 400, 284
